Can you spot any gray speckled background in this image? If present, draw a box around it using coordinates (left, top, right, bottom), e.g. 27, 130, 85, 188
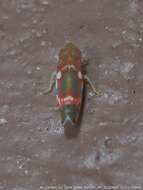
0, 0, 143, 189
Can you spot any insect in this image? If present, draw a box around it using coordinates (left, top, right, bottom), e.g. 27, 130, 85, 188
44, 42, 101, 138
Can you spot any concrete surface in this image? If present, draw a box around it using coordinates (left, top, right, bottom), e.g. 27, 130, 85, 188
0, 0, 143, 189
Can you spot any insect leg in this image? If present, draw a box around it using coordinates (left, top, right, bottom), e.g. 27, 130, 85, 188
43, 71, 57, 94
84, 75, 102, 96
82, 59, 89, 67
82, 59, 89, 74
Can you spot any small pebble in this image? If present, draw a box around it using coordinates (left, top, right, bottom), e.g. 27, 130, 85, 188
36, 32, 42, 37
0, 118, 8, 126
26, 103, 32, 108
99, 122, 108, 126
122, 30, 127, 35
36, 66, 41, 71
43, 29, 47, 34
31, 29, 36, 33
18, 164, 23, 169
33, 19, 38, 24
41, 41, 46, 46
40, 0, 49, 5
41, 139, 46, 143
9, 50, 16, 56
89, 91, 94, 97
26, 70, 32, 75
24, 170, 29, 175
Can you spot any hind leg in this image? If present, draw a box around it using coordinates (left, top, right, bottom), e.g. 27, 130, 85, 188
84, 75, 102, 96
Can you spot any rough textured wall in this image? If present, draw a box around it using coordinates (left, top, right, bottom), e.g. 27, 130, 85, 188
0, 0, 143, 189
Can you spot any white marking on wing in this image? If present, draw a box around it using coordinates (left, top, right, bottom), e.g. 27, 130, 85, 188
64, 96, 74, 102
62, 64, 76, 71
57, 71, 62, 79
78, 71, 82, 79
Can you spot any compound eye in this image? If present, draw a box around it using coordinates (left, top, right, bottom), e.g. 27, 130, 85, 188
57, 71, 62, 79
77, 71, 82, 79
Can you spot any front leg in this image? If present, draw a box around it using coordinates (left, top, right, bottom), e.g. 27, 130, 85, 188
43, 71, 57, 94
84, 75, 102, 96
82, 59, 89, 74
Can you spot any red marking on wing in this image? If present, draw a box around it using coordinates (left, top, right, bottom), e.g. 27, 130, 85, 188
57, 96, 81, 107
